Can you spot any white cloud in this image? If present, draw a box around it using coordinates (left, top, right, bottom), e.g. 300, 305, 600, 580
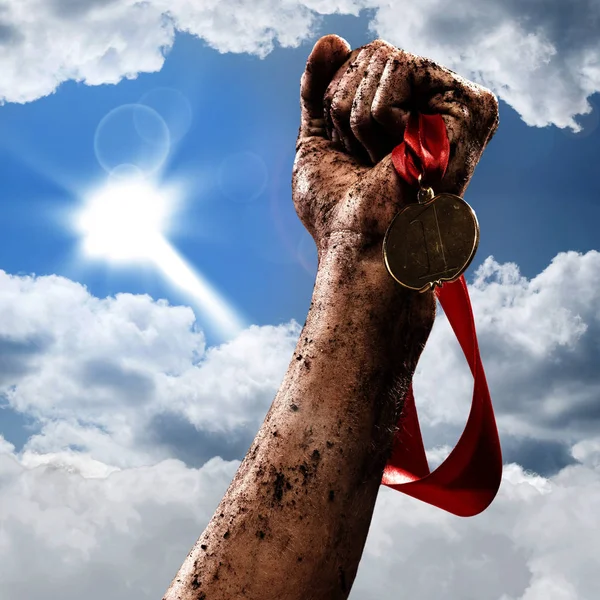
414, 251, 600, 456
0, 0, 598, 130
19, 449, 120, 478
0, 434, 15, 455
353, 461, 600, 600
0, 450, 239, 600
2, 252, 600, 474
1, 251, 600, 596
160, 323, 300, 432
0, 0, 317, 104
0, 0, 175, 103
368, 0, 600, 131
0, 446, 598, 599
0, 270, 299, 468
571, 437, 600, 469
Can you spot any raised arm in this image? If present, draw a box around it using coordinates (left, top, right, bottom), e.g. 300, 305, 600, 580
163, 35, 498, 600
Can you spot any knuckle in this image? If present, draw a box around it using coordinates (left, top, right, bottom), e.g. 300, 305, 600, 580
408, 59, 499, 132
351, 47, 371, 71
367, 38, 395, 53
370, 45, 392, 65
371, 95, 387, 123
355, 41, 394, 69
482, 92, 500, 140
400, 49, 423, 72
346, 47, 363, 69
349, 105, 369, 133
482, 89, 500, 119
384, 51, 408, 80
466, 85, 500, 133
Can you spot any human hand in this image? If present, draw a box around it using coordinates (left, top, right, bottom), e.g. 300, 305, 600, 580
292, 35, 499, 254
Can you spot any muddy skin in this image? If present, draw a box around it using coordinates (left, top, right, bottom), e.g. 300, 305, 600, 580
163, 35, 498, 600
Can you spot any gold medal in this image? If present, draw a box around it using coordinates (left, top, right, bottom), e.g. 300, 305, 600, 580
383, 177, 480, 292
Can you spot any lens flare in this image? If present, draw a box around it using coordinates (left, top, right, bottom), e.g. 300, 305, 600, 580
75, 177, 244, 339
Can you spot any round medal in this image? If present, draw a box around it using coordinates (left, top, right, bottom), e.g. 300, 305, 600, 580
383, 191, 480, 292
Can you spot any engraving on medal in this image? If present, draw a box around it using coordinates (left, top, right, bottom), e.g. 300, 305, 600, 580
409, 202, 458, 280
383, 192, 480, 292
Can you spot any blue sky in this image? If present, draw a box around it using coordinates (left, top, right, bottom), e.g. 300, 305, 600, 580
2, 19, 599, 339
0, 2, 600, 599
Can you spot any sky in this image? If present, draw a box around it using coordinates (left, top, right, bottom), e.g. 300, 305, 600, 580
0, 0, 599, 598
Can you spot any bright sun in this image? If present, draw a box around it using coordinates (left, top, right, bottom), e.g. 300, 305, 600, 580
74, 177, 244, 339
77, 179, 170, 262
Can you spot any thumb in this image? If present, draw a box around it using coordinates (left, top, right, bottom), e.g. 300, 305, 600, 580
298, 34, 351, 143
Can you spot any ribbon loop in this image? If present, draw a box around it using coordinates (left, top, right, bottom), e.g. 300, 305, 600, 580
382, 113, 502, 517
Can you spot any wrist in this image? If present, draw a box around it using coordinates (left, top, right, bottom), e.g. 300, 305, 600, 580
309, 231, 436, 379
315, 231, 415, 314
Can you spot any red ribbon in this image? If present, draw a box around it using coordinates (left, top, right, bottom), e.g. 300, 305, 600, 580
382, 113, 502, 517
391, 113, 450, 187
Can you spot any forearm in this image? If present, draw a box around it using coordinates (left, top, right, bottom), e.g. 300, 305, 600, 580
163, 233, 435, 600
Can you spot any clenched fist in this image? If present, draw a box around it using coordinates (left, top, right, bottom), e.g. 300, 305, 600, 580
293, 35, 499, 251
